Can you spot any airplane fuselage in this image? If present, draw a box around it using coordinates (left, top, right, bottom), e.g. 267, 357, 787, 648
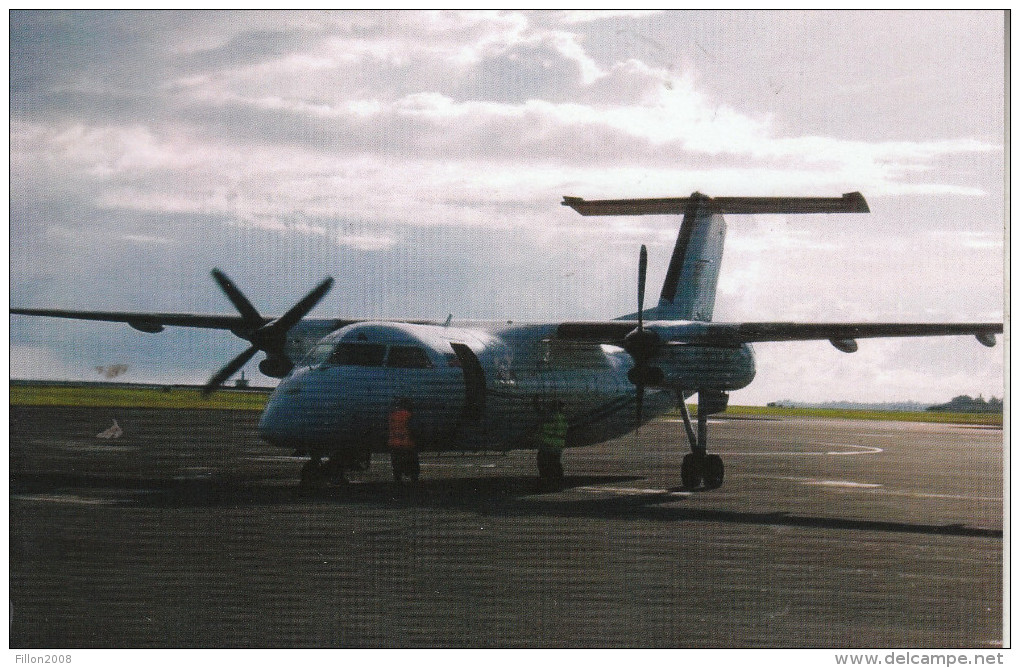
258, 320, 756, 457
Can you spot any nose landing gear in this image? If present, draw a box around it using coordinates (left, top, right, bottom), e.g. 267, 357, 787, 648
299, 455, 337, 490
298, 448, 372, 491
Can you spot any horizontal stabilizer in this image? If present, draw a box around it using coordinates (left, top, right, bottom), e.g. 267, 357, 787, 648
562, 192, 869, 216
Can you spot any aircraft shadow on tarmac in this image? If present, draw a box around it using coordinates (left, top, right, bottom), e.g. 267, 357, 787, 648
11, 470, 1001, 539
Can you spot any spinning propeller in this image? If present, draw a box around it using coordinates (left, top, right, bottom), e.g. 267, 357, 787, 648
623, 245, 665, 426
203, 269, 334, 396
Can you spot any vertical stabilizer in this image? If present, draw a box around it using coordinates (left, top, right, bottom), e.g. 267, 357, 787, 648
654, 194, 725, 321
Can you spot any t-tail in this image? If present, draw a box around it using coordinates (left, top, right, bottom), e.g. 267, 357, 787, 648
562, 192, 869, 322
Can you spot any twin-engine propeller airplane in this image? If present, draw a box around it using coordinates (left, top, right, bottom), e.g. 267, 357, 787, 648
12, 192, 1002, 490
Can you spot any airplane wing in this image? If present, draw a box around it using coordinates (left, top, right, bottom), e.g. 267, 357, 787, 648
556, 321, 1003, 349
8, 308, 431, 334
10, 308, 260, 333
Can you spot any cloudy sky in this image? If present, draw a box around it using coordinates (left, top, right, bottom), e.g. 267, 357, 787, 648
9, 10, 1005, 404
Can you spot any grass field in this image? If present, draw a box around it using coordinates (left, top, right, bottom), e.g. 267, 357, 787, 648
8, 383, 1003, 426
708, 404, 1003, 427
9, 384, 269, 411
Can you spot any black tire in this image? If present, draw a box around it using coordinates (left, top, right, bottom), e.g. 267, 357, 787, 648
322, 458, 347, 485
536, 451, 553, 479
681, 453, 702, 489
703, 454, 724, 489
300, 459, 326, 490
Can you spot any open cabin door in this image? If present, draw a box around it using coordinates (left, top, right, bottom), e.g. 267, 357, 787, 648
450, 342, 486, 419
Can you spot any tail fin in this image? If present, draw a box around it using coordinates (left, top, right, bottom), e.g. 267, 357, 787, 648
653, 193, 724, 321
562, 192, 869, 322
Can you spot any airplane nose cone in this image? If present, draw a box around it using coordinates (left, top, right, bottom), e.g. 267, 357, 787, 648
257, 398, 287, 446
258, 377, 307, 446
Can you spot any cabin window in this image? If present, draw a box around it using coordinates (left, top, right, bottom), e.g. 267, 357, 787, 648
329, 342, 386, 367
386, 345, 433, 369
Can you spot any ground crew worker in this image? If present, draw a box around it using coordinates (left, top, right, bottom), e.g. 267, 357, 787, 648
536, 400, 567, 490
388, 398, 420, 482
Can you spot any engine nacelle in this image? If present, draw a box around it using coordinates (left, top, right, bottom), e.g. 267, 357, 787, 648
128, 321, 164, 333
259, 356, 294, 378
829, 338, 859, 353
628, 365, 665, 387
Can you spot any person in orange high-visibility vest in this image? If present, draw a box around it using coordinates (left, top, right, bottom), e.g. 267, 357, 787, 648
388, 398, 420, 483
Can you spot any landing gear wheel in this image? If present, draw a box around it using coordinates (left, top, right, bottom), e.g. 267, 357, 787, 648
681, 453, 702, 489
300, 459, 326, 490
703, 454, 724, 489
322, 457, 347, 486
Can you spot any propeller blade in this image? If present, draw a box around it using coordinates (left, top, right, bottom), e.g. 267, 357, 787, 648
203, 345, 259, 397
269, 277, 335, 334
211, 269, 263, 327
637, 244, 648, 330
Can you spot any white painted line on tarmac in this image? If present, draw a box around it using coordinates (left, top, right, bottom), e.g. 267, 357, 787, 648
576, 485, 691, 498
661, 418, 726, 425
13, 493, 119, 506
248, 455, 307, 462
872, 490, 1002, 503
803, 480, 883, 489
768, 476, 1001, 502
723, 444, 883, 456
61, 443, 139, 453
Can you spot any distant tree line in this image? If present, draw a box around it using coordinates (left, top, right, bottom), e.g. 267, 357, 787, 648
767, 399, 931, 412
766, 396, 1003, 414
925, 395, 1003, 414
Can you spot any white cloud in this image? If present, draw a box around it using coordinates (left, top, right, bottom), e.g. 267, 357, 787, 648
335, 233, 397, 251
121, 234, 175, 245
10, 345, 85, 380
558, 10, 664, 24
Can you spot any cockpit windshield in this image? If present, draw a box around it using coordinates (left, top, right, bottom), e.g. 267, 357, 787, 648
300, 338, 434, 369
329, 343, 387, 367
300, 341, 334, 368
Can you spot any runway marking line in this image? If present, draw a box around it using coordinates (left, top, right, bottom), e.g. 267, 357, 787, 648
769, 476, 1002, 502
12, 493, 120, 506
874, 490, 1002, 503
576, 485, 691, 498
723, 444, 883, 456
803, 480, 882, 489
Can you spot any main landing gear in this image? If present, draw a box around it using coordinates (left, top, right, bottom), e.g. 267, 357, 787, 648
299, 455, 342, 489
676, 390, 728, 490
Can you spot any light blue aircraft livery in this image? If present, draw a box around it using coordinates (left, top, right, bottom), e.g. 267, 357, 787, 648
12, 192, 1002, 490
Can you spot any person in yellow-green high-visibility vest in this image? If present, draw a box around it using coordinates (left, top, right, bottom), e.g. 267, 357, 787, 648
536, 400, 567, 489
